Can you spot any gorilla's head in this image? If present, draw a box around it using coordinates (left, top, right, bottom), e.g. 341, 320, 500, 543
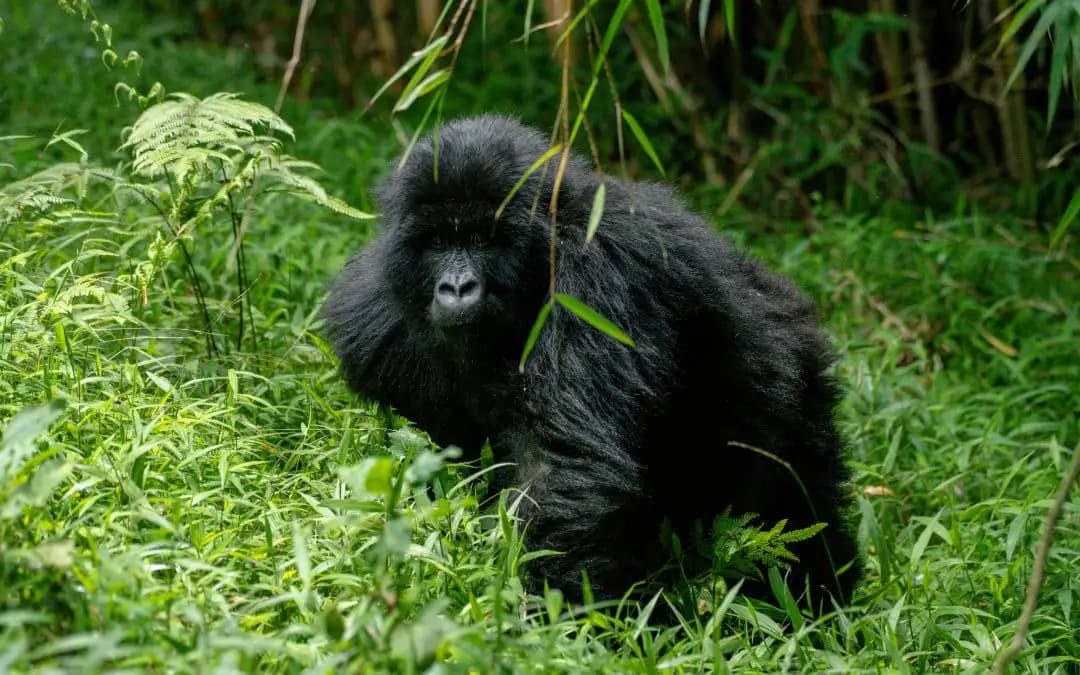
374, 116, 590, 360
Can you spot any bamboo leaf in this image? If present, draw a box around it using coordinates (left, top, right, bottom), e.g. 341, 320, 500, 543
555, 294, 635, 347
554, 0, 605, 50
998, 0, 1048, 49
1050, 186, 1080, 249
394, 68, 451, 113
644, 0, 670, 75
395, 36, 449, 110
367, 36, 448, 110
518, 300, 554, 373
495, 143, 563, 220
584, 182, 606, 244
599, 0, 634, 65
621, 109, 666, 177
723, 0, 736, 44
1046, 13, 1075, 128
698, 0, 712, 46
1004, 4, 1062, 94
45, 129, 89, 161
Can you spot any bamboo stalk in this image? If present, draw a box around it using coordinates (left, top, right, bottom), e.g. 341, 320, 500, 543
909, 0, 941, 151
870, 0, 913, 138
417, 0, 439, 36
994, 0, 1035, 191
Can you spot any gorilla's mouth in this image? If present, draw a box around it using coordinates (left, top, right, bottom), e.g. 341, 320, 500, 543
429, 301, 484, 330
427, 299, 515, 361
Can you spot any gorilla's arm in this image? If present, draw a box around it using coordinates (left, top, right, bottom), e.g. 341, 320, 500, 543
323, 240, 410, 398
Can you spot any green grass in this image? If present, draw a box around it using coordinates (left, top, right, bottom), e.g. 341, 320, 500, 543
2, 4, 1079, 673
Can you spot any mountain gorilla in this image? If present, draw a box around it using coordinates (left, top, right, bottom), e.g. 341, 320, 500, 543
323, 115, 859, 605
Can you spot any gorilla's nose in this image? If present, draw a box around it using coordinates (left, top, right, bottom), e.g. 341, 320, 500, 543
435, 272, 483, 312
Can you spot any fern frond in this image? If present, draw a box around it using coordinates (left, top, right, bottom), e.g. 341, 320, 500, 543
0, 163, 106, 225
264, 155, 375, 220
122, 93, 293, 182
711, 512, 829, 580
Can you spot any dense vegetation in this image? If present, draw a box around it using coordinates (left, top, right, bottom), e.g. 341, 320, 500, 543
1, 1, 1077, 672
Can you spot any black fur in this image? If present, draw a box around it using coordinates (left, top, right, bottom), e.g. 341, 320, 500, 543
323, 115, 859, 605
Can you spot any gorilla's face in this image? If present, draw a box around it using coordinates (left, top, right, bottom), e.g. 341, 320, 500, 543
384, 199, 549, 361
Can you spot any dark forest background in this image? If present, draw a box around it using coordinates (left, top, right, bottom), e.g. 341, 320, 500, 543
136, 0, 1079, 225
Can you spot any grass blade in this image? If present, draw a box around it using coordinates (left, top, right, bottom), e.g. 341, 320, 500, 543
1050, 186, 1080, 249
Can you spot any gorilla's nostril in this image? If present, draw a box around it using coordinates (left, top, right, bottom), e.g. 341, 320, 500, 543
458, 278, 479, 298
437, 281, 458, 298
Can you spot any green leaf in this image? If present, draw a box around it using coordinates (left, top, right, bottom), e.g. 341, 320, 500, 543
555, 294, 636, 347
1004, 4, 1063, 94
698, 0, 712, 46
364, 459, 394, 496
644, 0, 670, 75
145, 370, 173, 393
544, 586, 564, 623
322, 605, 345, 641
122, 93, 293, 181
598, 0, 634, 70
909, 515, 952, 569
554, 0, 610, 51
0, 400, 66, 483
621, 110, 666, 177
394, 68, 451, 113
1005, 510, 1028, 562
340, 457, 395, 497
998, 0, 1048, 50
368, 35, 448, 110
495, 143, 563, 220
562, 0, 631, 150
523, 0, 537, 45
767, 566, 804, 630
45, 129, 89, 162
292, 522, 312, 588
632, 591, 662, 639
519, 299, 554, 373
723, 0, 736, 44
0, 459, 74, 521
389, 600, 454, 667
584, 182, 606, 244
776, 521, 827, 544
12, 539, 75, 569
1047, 19, 1067, 128
1050, 186, 1080, 249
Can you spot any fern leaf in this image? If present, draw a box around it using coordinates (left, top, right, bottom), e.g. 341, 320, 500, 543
266, 156, 375, 220
123, 93, 293, 182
